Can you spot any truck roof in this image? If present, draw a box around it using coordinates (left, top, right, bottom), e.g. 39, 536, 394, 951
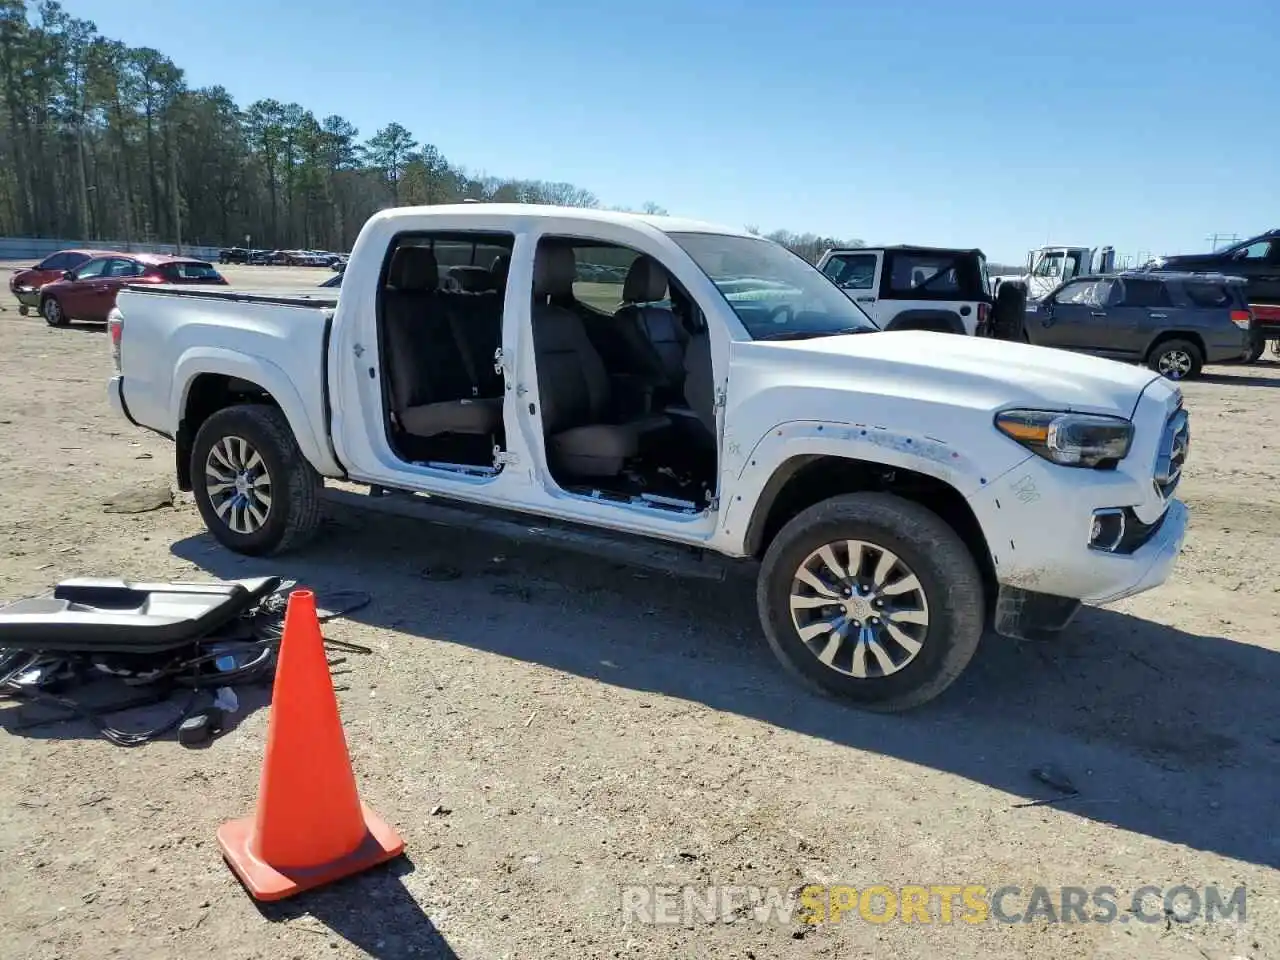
367, 202, 752, 238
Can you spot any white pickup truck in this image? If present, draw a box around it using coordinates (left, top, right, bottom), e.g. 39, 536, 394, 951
107, 204, 1190, 711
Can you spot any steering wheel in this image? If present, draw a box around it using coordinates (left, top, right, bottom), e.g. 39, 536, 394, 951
764, 303, 794, 326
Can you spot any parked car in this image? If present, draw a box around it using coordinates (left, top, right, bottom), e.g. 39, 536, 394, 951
319, 271, 342, 288
815, 245, 1024, 339
1147, 229, 1280, 360
1024, 270, 1253, 380
218, 247, 251, 265
9, 248, 117, 315
108, 203, 1188, 712
40, 254, 226, 326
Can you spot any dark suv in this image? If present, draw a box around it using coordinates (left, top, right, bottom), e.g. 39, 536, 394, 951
1151, 229, 1279, 358
1024, 271, 1253, 380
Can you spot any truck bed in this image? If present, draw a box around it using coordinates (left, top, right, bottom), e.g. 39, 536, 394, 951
114, 283, 339, 477
122, 283, 339, 310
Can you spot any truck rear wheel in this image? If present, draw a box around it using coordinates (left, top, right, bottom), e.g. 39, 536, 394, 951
757, 493, 984, 712
191, 404, 323, 556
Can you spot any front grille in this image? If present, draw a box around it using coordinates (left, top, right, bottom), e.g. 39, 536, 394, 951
1153, 407, 1189, 500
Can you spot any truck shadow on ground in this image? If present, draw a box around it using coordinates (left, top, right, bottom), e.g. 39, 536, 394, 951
1198, 369, 1280, 389
172, 508, 1280, 871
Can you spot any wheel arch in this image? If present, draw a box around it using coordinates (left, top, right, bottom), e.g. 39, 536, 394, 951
172, 351, 340, 490
1144, 330, 1205, 362
742, 453, 998, 606
881, 309, 967, 335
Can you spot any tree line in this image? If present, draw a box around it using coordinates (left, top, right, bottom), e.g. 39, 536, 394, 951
0, 1, 864, 260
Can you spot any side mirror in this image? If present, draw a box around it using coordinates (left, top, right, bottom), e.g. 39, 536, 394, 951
63, 270, 76, 280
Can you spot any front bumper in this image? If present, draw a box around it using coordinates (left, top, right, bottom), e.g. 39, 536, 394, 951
1079, 498, 1187, 603
12, 286, 40, 308
968, 379, 1188, 611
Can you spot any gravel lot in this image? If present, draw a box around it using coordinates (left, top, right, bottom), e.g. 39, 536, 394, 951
1, 261, 1278, 960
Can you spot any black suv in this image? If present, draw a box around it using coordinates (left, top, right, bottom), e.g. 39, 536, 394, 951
1151, 229, 1280, 358
1024, 271, 1252, 380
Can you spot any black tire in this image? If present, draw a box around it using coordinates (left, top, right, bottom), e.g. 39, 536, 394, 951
1147, 339, 1203, 380
1246, 333, 1266, 363
990, 280, 1028, 342
41, 295, 69, 327
756, 492, 984, 712
191, 404, 323, 556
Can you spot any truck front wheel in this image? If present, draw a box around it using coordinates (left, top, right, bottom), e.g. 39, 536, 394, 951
757, 493, 984, 712
191, 404, 323, 556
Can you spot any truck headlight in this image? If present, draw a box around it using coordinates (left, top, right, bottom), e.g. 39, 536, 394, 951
995, 409, 1133, 467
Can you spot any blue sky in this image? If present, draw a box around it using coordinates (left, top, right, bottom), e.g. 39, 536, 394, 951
65, 0, 1278, 263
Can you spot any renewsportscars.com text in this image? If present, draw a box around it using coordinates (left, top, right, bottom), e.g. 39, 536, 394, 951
621, 883, 1247, 926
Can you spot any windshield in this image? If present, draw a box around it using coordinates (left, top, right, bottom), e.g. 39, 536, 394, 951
668, 232, 878, 339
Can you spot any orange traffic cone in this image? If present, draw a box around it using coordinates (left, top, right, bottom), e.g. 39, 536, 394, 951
217, 589, 404, 901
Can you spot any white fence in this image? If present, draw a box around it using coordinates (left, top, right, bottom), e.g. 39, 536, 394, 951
0, 236, 223, 263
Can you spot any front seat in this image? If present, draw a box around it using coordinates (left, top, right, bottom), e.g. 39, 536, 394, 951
531, 246, 665, 477
381, 246, 502, 439
613, 256, 688, 393
682, 329, 716, 437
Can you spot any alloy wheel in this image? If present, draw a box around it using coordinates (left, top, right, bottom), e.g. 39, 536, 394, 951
788, 539, 930, 679
204, 435, 273, 535
1157, 350, 1193, 379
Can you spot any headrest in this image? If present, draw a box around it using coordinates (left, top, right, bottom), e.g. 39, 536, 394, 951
448, 265, 494, 292
533, 245, 577, 297
490, 253, 511, 288
388, 246, 438, 292
622, 256, 669, 303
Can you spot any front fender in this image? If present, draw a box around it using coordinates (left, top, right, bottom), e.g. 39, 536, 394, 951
716, 419, 1025, 553
170, 348, 341, 477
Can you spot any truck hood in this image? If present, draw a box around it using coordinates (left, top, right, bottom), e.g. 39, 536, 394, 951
749, 330, 1160, 418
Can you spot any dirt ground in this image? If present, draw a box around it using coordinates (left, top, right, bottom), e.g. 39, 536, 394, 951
0, 260, 1278, 960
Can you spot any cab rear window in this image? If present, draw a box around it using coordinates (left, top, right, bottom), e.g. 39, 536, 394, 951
162, 261, 221, 281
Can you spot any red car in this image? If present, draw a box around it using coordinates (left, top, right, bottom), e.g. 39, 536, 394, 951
9, 248, 117, 315
37, 253, 227, 326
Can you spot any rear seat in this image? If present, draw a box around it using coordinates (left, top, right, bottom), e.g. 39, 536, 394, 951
447, 265, 496, 292
381, 247, 503, 440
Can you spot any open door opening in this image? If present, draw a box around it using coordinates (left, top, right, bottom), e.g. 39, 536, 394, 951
376, 231, 514, 474
528, 237, 718, 513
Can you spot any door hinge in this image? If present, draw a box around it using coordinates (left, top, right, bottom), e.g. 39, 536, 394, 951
713, 384, 728, 408
493, 347, 504, 375
494, 449, 520, 466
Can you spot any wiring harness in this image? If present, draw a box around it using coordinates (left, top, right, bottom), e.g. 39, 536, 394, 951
0, 587, 371, 747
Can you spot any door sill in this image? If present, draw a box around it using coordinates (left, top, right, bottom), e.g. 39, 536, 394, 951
323, 486, 745, 581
